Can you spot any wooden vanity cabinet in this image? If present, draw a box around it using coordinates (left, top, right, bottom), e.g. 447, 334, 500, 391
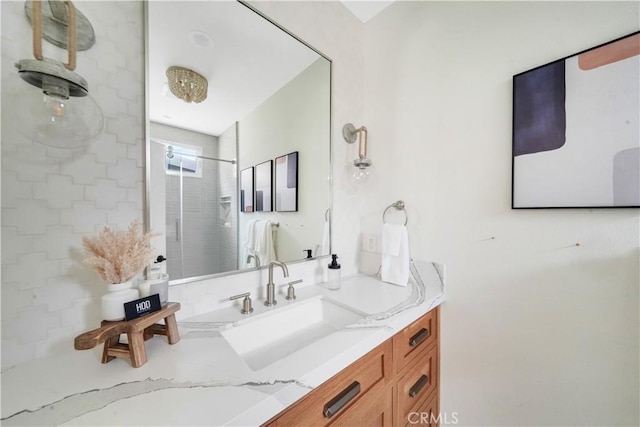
330, 380, 393, 427
264, 306, 440, 427
393, 306, 439, 426
266, 339, 393, 426
394, 332, 439, 426
405, 391, 439, 427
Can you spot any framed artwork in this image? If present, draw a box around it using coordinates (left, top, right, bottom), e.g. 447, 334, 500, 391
255, 160, 273, 212
275, 151, 298, 212
512, 31, 639, 208
240, 167, 254, 212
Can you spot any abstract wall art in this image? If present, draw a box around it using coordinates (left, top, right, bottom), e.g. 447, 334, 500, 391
275, 151, 298, 212
240, 167, 254, 212
255, 160, 273, 212
512, 31, 640, 208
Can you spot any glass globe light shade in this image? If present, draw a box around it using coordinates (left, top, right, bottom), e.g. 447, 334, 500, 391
13, 61, 103, 150
351, 163, 375, 186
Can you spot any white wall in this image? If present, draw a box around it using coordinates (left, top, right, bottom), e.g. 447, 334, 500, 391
1, 1, 144, 368
238, 58, 331, 263
362, 2, 639, 426
247, 1, 367, 278
218, 123, 239, 272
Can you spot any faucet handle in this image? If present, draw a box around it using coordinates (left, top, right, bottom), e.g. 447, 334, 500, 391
229, 292, 253, 314
285, 279, 303, 301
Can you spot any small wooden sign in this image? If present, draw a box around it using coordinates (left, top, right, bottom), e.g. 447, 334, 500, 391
124, 294, 161, 321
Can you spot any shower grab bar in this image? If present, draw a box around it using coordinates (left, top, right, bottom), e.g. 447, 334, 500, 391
176, 218, 180, 242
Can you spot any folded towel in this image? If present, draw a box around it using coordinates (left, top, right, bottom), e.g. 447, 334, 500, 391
241, 219, 258, 267
253, 220, 267, 253
381, 223, 410, 286
253, 220, 277, 265
243, 220, 257, 249
382, 223, 403, 256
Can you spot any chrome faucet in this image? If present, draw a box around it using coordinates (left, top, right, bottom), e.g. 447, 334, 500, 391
265, 260, 289, 306
247, 253, 260, 269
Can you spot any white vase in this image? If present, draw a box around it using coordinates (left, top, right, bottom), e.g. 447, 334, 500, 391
101, 280, 139, 321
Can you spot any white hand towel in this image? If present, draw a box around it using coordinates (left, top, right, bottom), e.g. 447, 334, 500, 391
253, 220, 266, 253
381, 223, 410, 286
241, 219, 258, 267
264, 220, 277, 263
243, 220, 257, 247
254, 220, 276, 265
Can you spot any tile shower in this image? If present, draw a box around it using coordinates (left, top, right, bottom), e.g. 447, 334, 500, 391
152, 122, 238, 281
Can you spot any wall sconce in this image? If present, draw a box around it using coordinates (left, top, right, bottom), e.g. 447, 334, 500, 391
13, 0, 103, 150
343, 123, 374, 184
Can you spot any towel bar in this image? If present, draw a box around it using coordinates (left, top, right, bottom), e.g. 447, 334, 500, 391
383, 200, 408, 225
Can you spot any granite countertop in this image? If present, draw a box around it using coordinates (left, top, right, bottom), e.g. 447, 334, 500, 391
1, 262, 445, 426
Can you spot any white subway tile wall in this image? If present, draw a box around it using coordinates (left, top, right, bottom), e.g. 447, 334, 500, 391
1, 1, 145, 368
150, 122, 238, 280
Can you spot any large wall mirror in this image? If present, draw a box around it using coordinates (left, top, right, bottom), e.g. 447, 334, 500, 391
145, 1, 332, 285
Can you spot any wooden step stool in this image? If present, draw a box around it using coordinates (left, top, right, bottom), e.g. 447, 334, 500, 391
74, 302, 181, 368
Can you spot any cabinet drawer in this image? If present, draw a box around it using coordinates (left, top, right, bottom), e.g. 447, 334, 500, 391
395, 343, 438, 426
393, 307, 438, 373
269, 339, 392, 426
331, 380, 392, 427
404, 392, 439, 427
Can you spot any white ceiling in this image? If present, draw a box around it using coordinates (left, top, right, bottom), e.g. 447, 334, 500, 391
148, 1, 395, 137
340, 1, 395, 23
148, 1, 320, 137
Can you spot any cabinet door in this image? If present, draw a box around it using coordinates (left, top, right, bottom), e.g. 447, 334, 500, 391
395, 343, 438, 426
393, 306, 438, 374
404, 392, 439, 427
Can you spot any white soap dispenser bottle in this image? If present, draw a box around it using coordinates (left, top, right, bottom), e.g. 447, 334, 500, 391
327, 254, 341, 290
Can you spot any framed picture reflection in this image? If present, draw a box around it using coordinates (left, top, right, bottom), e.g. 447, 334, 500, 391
255, 160, 273, 212
275, 151, 298, 212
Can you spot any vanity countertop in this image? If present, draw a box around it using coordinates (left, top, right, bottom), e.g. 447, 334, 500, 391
1, 262, 445, 426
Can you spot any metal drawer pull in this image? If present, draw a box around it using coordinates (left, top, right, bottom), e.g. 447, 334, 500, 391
409, 374, 429, 398
409, 328, 430, 347
323, 381, 361, 418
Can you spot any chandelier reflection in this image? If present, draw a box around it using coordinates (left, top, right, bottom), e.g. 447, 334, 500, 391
166, 66, 208, 103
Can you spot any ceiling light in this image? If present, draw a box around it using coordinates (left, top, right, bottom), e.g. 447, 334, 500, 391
166, 66, 208, 104
188, 30, 214, 49
13, 0, 103, 150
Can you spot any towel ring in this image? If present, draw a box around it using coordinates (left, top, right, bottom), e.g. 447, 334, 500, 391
383, 200, 408, 225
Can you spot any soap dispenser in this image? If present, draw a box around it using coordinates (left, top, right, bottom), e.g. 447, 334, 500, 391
327, 254, 341, 290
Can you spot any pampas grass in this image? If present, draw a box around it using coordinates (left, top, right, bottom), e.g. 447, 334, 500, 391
83, 219, 159, 284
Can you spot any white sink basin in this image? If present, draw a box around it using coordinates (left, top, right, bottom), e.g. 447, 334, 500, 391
221, 296, 366, 371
